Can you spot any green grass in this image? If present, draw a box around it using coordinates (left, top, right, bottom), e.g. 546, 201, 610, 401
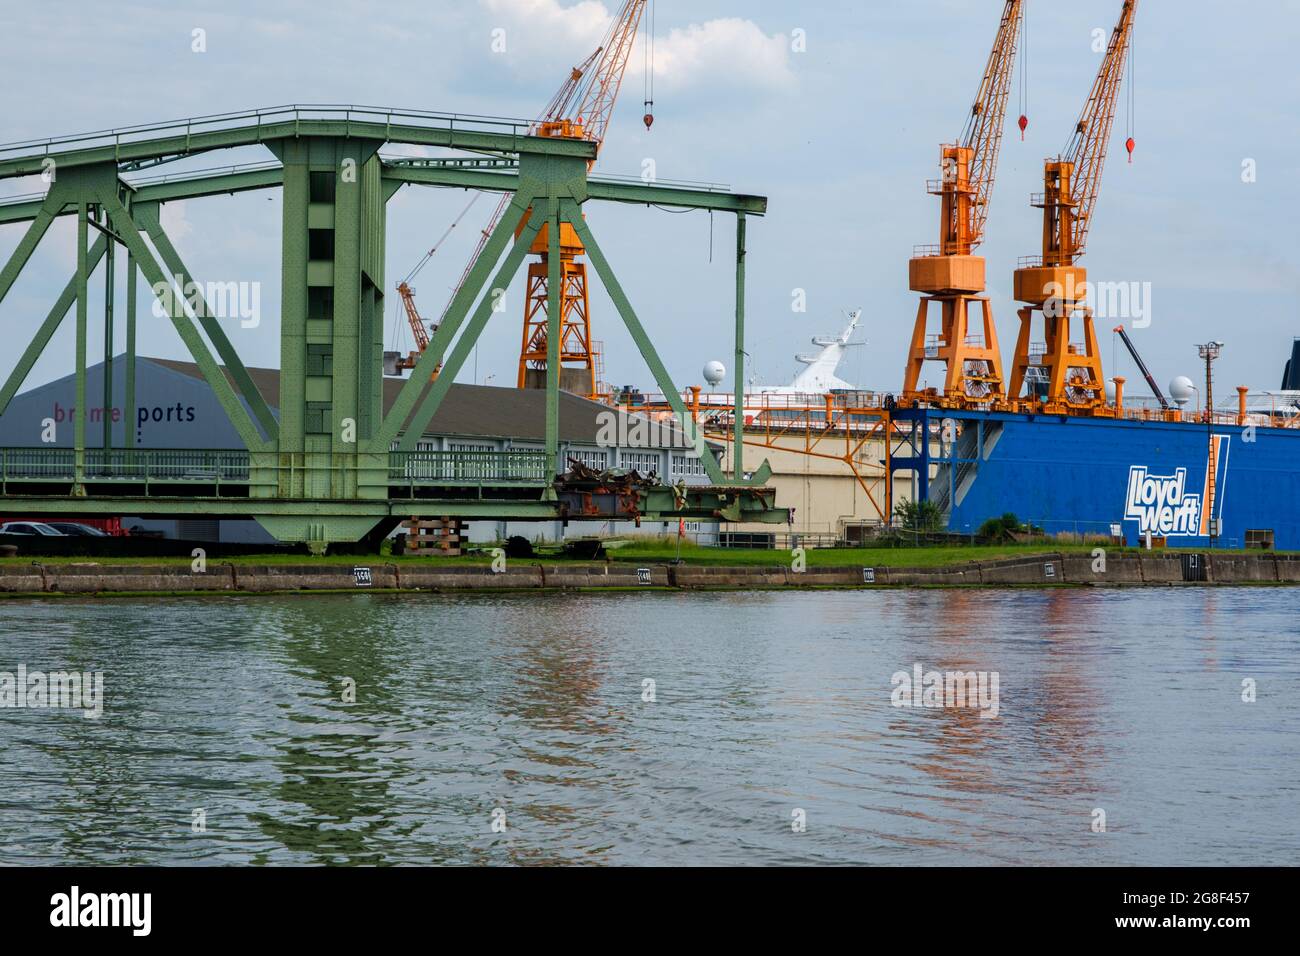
0, 539, 1290, 570
603, 539, 1106, 567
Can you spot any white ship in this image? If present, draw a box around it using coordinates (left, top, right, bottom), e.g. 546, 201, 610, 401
751, 309, 863, 395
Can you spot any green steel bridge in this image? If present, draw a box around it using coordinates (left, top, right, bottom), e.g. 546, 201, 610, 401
0, 105, 783, 549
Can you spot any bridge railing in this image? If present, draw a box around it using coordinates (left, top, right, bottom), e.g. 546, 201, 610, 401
0, 104, 535, 166
388, 450, 549, 485
0, 448, 252, 481
0, 448, 551, 488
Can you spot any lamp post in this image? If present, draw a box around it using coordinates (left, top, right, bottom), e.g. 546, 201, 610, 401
1196, 341, 1224, 550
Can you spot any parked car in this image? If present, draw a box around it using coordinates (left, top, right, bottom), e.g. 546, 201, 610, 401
44, 522, 110, 537
0, 521, 67, 536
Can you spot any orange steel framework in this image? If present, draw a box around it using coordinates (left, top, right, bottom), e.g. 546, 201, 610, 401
904, 0, 1024, 409
1009, 0, 1138, 413
634, 390, 901, 522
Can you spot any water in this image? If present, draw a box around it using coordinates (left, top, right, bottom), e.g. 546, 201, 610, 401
1, 588, 1297, 866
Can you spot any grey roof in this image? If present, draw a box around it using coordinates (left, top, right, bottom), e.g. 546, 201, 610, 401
146, 357, 697, 447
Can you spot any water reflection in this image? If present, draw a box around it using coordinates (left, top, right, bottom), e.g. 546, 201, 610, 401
0, 588, 1296, 866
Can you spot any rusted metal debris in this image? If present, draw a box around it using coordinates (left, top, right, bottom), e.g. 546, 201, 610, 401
559, 457, 657, 489
557, 457, 656, 521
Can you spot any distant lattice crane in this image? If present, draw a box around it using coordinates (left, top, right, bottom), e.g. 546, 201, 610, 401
1008, 0, 1138, 411
399, 2, 650, 400
903, 1, 1026, 408
391, 281, 432, 375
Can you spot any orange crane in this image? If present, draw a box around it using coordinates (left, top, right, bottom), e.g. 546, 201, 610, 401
391, 280, 432, 375
903, 0, 1026, 408
516, 0, 649, 397
429, 47, 604, 338
1008, 0, 1138, 411
395, 2, 649, 397
390, 43, 608, 377
390, 46, 607, 379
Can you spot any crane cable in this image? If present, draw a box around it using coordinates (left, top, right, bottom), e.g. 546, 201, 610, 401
1125, 19, 1136, 161
400, 191, 485, 287
642, 0, 655, 125
1018, 2, 1029, 138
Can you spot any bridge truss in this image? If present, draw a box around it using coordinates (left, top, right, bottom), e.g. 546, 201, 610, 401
0, 105, 784, 548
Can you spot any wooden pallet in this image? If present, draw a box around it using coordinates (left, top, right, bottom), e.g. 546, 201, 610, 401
404, 516, 462, 557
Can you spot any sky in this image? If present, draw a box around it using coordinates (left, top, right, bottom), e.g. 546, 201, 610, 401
1, 0, 1298, 402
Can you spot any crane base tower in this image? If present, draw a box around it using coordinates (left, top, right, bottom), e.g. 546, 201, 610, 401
903, 284, 1006, 407
1008, 263, 1106, 412
516, 215, 597, 397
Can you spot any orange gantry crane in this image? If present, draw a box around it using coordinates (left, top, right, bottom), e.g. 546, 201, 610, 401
903, 0, 1026, 407
516, 0, 649, 397
395, 1, 649, 398
1008, 0, 1138, 411
390, 44, 607, 379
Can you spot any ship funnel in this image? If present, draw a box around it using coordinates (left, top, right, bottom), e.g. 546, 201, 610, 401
1283, 339, 1300, 390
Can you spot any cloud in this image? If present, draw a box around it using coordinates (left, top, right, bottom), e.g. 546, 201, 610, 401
160, 201, 194, 246
633, 18, 794, 94
480, 0, 793, 93
482, 0, 609, 58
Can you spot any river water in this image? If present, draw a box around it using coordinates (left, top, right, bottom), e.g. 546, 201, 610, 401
1, 588, 1296, 866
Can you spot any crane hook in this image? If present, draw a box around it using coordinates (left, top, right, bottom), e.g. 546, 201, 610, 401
1018, 114, 1029, 140
1125, 136, 1135, 163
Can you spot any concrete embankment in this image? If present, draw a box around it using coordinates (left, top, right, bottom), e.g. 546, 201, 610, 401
1, 552, 1298, 596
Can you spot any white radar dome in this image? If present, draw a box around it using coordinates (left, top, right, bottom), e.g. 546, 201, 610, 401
703, 361, 726, 387
1169, 376, 1197, 407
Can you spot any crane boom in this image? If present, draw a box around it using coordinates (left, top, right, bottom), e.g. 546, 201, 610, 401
1113, 324, 1169, 410
437, 192, 513, 327
543, 47, 603, 127
397, 282, 430, 353
959, 0, 1025, 253
397, 0, 649, 397
435, 2, 646, 330
1061, 0, 1137, 260
434, 46, 605, 328
1035, 0, 1138, 269
571, 0, 649, 162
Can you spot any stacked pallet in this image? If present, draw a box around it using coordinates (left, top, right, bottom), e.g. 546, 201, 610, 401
404, 516, 462, 557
